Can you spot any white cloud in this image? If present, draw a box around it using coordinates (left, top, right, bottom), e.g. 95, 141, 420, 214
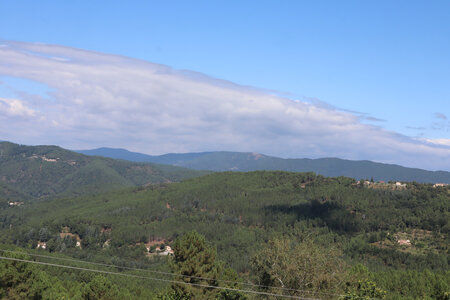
0, 40, 449, 171
0, 97, 36, 117
423, 138, 450, 147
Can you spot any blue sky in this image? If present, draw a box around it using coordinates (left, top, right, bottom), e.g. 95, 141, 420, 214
0, 1, 449, 170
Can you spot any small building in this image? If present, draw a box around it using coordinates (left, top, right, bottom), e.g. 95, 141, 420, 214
42, 156, 58, 162
433, 183, 448, 188
397, 239, 411, 246
162, 245, 174, 256
147, 244, 174, 256
36, 241, 47, 249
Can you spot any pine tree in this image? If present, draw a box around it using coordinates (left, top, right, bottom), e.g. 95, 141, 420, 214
170, 231, 220, 299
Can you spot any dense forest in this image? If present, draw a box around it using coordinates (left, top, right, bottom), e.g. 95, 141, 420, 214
0, 171, 449, 298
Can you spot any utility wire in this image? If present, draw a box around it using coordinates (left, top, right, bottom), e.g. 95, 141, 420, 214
1, 250, 381, 300
0, 249, 344, 298
0, 256, 320, 300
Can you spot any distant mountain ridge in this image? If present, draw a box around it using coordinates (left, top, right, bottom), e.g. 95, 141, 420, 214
0, 142, 208, 201
76, 147, 450, 184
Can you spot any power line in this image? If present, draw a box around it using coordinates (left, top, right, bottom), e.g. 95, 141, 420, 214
1, 251, 382, 300
0, 256, 320, 300
0, 249, 343, 298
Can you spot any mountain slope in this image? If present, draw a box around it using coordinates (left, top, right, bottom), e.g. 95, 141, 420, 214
0, 142, 208, 201
76, 147, 211, 165
76, 148, 450, 183
3, 171, 448, 274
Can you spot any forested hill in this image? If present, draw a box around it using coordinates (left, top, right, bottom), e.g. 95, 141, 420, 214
2, 171, 448, 298
77, 147, 450, 183
0, 142, 208, 201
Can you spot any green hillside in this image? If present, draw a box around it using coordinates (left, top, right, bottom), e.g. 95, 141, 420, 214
0, 181, 31, 206
0, 171, 449, 298
77, 148, 450, 183
3, 172, 448, 268
0, 142, 208, 201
